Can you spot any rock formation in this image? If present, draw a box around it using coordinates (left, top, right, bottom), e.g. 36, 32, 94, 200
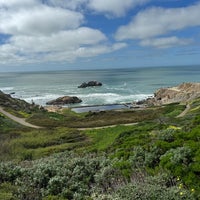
78, 81, 102, 88
0, 90, 41, 112
138, 82, 200, 106
46, 96, 82, 105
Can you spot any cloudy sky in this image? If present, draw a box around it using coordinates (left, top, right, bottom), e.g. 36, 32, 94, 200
0, 0, 200, 71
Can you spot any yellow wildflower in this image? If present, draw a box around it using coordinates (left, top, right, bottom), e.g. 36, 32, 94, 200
169, 125, 181, 130
191, 188, 195, 192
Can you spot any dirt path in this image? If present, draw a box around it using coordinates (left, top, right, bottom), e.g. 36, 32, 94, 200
77, 123, 138, 131
0, 106, 138, 130
176, 104, 191, 118
0, 107, 42, 129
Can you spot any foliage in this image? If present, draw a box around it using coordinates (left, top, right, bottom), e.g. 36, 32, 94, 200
1, 92, 200, 199
0, 127, 89, 161
84, 125, 135, 151
0, 152, 197, 200
115, 174, 195, 200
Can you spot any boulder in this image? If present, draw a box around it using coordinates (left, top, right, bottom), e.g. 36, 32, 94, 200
78, 81, 102, 88
46, 96, 82, 105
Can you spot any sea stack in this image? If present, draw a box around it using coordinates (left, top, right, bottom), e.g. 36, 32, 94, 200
78, 81, 102, 88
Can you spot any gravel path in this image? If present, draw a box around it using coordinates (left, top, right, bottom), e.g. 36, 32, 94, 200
0, 106, 42, 129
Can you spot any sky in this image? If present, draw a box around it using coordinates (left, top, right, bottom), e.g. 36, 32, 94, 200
0, 0, 200, 72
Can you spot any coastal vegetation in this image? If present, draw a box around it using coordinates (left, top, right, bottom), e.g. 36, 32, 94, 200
0, 88, 200, 199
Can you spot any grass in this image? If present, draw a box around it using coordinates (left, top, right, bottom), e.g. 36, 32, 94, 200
84, 125, 136, 151
29, 103, 187, 129
0, 127, 89, 161
0, 101, 187, 161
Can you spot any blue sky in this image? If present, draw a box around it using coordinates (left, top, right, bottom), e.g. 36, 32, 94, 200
0, 0, 200, 72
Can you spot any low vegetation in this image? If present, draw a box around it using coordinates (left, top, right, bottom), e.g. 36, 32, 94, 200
0, 95, 200, 199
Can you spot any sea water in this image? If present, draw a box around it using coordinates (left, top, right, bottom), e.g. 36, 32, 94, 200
0, 65, 200, 107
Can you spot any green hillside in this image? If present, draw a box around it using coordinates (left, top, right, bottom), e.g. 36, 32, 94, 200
0, 91, 200, 199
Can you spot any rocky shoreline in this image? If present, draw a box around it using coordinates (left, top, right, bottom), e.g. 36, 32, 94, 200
1, 82, 200, 113
137, 82, 200, 106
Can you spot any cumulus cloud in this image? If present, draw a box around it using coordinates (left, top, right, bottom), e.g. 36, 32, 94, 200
0, 27, 126, 64
115, 2, 200, 40
9, 27, 107, 53
140, 37, 193, 48
0, 5, 84, 36
87, 0, 150, 17
0, 0, 128, 65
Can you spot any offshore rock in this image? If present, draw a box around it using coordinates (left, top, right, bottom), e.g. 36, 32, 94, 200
46, 96, 82, 105
78, 81, 102, 88
137, 82, 200, 106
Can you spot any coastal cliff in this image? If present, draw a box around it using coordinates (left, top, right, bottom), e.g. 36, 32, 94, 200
140, 82, 200, 106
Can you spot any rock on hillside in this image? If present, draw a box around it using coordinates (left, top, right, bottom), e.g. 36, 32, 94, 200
46, 96, 82, 105
139, 82, 200, 106
0, 90, 40, 112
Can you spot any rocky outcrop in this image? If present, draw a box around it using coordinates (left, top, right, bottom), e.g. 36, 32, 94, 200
46, 96, 82, 105
138, 82, 200, 106
0, 90, 41, 112
78, 81, 102, 88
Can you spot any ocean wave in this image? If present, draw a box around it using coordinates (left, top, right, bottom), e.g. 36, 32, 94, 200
23, 94, 62, 105
77, 93, 152, 105
78, 93, 120, 98
0, 87, 14, 91
13, 92, 152, 106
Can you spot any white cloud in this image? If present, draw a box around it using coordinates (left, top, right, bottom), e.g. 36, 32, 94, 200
0, 27, 126, 64
9, 27, 107, 52
88, 0, 150, 17
115, 2, 200, 40
0, 0, 39, 8
0, 6, 84, 36
0, 0, 128, 66
140, 37, 193, 48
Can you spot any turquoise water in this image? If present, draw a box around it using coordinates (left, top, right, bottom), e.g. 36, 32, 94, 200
0, 65, 199, 106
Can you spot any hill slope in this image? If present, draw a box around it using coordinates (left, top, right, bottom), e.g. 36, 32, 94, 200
0, 84, 200, 199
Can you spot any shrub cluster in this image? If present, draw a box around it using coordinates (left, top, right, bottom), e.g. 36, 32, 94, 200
0, 151, 197, 200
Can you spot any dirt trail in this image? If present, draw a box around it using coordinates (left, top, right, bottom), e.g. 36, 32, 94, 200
0, 106, 42, 129
0, 106, 138, 130
176, 104, 191, 118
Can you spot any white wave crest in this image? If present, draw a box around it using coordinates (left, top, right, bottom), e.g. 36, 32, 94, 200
0, 87, 14, 91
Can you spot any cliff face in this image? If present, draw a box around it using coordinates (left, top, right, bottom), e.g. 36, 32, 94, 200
144, 82, 200, 106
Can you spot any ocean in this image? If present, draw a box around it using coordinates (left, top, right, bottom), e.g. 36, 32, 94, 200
0, 65, 200, 107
